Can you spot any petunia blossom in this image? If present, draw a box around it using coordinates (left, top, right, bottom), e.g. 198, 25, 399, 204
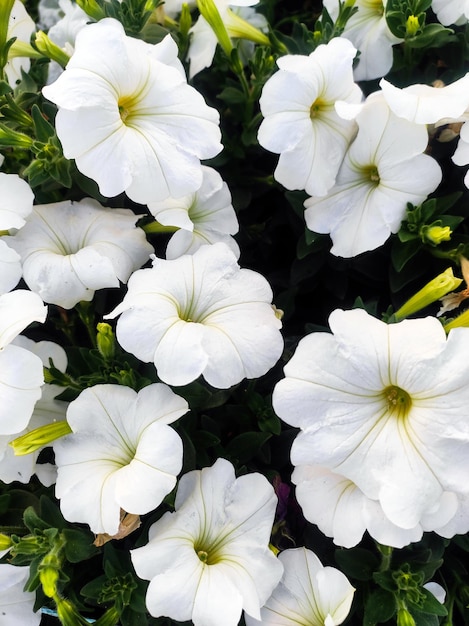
0, 336, 68, 486
245, 547, 355, 626
379, 75, 469, 125
432, 0, 469, 25
42, 18, 222, 204
54, 383, 188, 536
0, 240, 22, 294
0, 565, 40, 625
0, 173, 34, 230
304, 92, 442, 257
5, 197, 154, 309
273, 308, 469, 530
323, 0, 403, 81
258, 37, 362, 197
5, 1, 36, 86
106, 242, 283, 388
291, 464, 458, 549
0, 290, 47, 435
131, 458, 283, 626
147, 165, 240, 259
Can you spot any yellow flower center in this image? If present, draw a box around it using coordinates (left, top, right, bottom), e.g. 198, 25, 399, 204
310, 97, 326, 119
361, 164, 380, 185
383, 385, 412, 419
117, 90, 145, 126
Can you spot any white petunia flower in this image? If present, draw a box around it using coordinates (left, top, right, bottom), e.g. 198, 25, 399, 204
304, 92, 442, 257
258, 37, 362, 197
5, 197, 154, 309
0, 337, 68, 486
105, 242, 284, 388
432, 0, 469, 25
245, 547, 355, 626
0, 564, 40, 625
0, 173, 34, 230
0, 173, 34, 294
452, 119, 469, 187
147, 165, 239, 259
54, 383, 188, 536
0, 240, 22, 295
42, 18, 222, 204
273, 308, 469, 530
5, 1, 36, 86
0, 290, 47, 436
323, 0, 403, 81
380, 75, 469, 124
291, 465, 458, 549
45, 0, 90, 84
131, 458, 283, 626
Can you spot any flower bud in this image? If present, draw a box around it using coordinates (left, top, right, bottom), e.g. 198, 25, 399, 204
10, 421, 72, 456
397, 608, 416, 626
0, 533, 12, 551
405, 15, 420, 37
225, 8, 270, 46
34, 31, 70, 67
197, 0, 233, 58
394, 268, 462, 321
97, 322, 116, 360
55, 596, 90, 626
420, 224, 452, 246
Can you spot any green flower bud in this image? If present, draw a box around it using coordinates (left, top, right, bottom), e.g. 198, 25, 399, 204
394, 268, 462, 321
55, 597, 91, 626
420, 224, 452, 246
97, 322, 116, 360
34, 31, 70, 67
197, 0, 233, 58
397, 608, 416, 626
225, 8, 270, 46
405, 15, 420, 37
0, 533, 12, 551
10, 421, 72, 456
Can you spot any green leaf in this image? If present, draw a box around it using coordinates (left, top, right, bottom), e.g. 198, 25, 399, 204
62, 529, 98, 563
363, 588, 396, 626
31, 104, 55, 142
334, 547, 380, 581
409, 588, 448, 617
225, 431, 271, 464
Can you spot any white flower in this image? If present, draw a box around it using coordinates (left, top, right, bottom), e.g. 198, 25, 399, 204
245, 547, 355, 626
452, 119, 469, 187
0, 565, 40, 626
0, 173, 34, 230
258, 37, 362, 197
131, 458, 283, 626
304, 92, 442, 257
0, 337, 68, 486
272, 308, 469, 530
432, 0, 469, 25
45, 0, 90, 84
0, 290, 47, 435
54, 383, 187, 535
0, 240, 22, 294
380, 75, 469, 124
5, 1, 36, 86
105, 242, 284, 388
42, 18, 222, 204
187, 0, 262, 78
291, 465, 458, 549
323, 0, 403, 81
147, 165, 239, 259
5, 197, 154, 309
0, 172, 34, 293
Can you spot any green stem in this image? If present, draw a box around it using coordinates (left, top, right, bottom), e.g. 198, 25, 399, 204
377, 543, 393, 571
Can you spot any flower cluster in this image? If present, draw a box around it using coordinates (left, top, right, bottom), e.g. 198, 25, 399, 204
2, 0, 469, 625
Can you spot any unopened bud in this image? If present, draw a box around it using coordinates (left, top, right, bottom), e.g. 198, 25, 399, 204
406, 15, 420, 37
420, 224, 452, 246
394, 268, 462, 321
97, 322, 115, 360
